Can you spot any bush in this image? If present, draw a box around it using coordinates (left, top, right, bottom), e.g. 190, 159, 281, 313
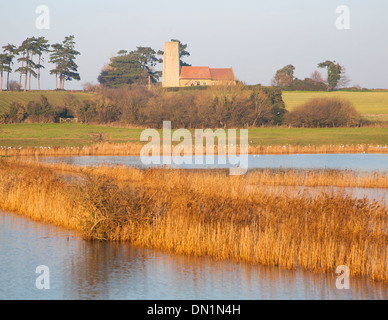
8, 80, 21, 91
2, 103, 27, 123
288, 78, 328, 91
25, 95, 61, 123
285, 97, 361, 128
72, 173, 157, 240
0, 86, 287, 127
80, 84, 287, 128
0, 95, 71, 124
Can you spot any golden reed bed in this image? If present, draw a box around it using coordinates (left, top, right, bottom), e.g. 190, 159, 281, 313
0, 159, 387, 281
0, 142, 387, 156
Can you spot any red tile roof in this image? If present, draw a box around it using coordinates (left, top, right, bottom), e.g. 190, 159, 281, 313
180, 66, 211, 79
180, 66, 236, 81
210, 68, 235, 81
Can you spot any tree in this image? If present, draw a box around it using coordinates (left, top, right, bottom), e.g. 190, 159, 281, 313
158, 39, 191, 67
8, 80, 20, 91
61, 35, 81, 88
34, 37, 50, 90
277, 64, 295, 78
16, 40, 27, 89
336, 66, 351, 89
2, 44, 16, 90
272, 72, 293, 87
49, 35, 80, 89
0, 54, 11, 92
249, 88, 273, 127
49, 43, 64, 89
271, 64, 295, 87
98, 51, 144, 88
135, 46, 162, 83
310, 70, 324, 83
15, 37, 37, 92
318, 60, 342, 90
98, 47, 162, 88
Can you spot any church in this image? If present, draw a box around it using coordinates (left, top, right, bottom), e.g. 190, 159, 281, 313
162, 41, 237, 87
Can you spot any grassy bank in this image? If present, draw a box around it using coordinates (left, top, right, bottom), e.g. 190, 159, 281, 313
0, 159, 387, 281
0, 124, 387, 153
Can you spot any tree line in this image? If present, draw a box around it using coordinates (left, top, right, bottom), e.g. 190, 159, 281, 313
0, 35, 80, 92
1, 85, 287, 128
1, 85, 364, 128
271, 61, 351, 91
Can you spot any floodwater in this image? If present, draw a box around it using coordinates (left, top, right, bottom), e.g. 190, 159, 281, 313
38, 153, 388, 204
37, 153, 388, 173
1, 210, 387, 300
2, 153, 387, 300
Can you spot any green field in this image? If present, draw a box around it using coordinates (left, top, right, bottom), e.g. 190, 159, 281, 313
0, 91, 94, 113
282, 91, 388, 115
0, 123, 143, 147
0, 123, 387, 147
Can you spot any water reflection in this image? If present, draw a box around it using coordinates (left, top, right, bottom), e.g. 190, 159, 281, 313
34, 154, 388, 173
1, 211, 387, 300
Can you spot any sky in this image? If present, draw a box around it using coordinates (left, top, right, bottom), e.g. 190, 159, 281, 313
1, 0, 388, 90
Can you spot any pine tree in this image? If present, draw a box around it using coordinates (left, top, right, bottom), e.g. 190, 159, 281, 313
49, 35, 80, 89
2, 44, 16, 90
35, 37, 50, 90
98, 47, 162, 88
15, 37, 37, 92
0, 54, 11, 92
318, 61, 342, 91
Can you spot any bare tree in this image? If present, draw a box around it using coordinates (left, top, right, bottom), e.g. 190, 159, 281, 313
337, 66, 351, 88
310, 70, 324, 83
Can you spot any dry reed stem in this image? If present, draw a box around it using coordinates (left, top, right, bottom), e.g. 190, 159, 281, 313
0, 159, 387, 282
0, 142, 387, 157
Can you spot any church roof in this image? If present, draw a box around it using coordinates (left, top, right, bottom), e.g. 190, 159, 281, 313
180, 66, 235, 81
180, 66, 211, 79
210, 68, 235, 81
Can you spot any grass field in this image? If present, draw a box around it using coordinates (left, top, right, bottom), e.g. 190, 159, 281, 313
282, 91, 388, 115
0, 91, 94, 113
0, 123, 143, 147
0, 123, 387, 148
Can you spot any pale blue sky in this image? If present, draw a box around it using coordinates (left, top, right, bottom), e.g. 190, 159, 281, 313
1, 0, 387, 89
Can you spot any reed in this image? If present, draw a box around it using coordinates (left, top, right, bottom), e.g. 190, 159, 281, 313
0, 142, 387, 157
0, 159, 387, 281
246, 169, 388, 189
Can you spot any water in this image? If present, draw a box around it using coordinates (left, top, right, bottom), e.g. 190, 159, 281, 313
3, 154, 388, 299
1, 210, 387, 300
37, 154, 388, 173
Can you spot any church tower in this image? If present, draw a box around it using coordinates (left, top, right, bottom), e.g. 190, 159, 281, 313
162, 41, 180, 87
